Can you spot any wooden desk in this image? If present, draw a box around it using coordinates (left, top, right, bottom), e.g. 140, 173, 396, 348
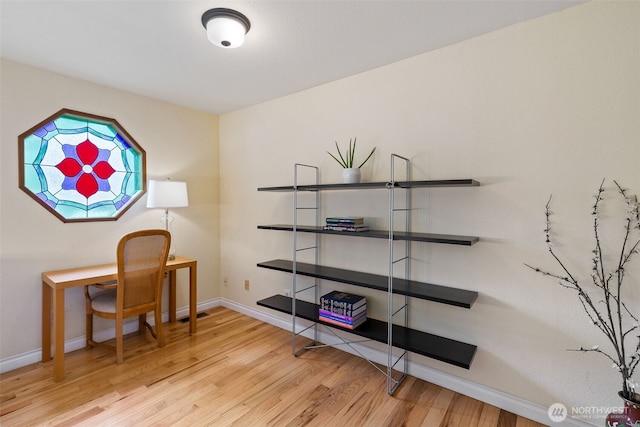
42, 255, 197, 381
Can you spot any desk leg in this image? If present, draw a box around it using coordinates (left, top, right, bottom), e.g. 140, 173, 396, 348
189, 265, 197, 334
42, 282, 52, 362
169, 270, 177, 323
53, 288, 65, 381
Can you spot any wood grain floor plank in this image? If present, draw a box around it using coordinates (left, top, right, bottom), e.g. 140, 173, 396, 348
479, 403, 503, 427
0, 307, 547, 427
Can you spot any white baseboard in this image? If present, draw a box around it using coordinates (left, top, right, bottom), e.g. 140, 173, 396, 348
1, 298, 595, 427
0, 298, 221, 374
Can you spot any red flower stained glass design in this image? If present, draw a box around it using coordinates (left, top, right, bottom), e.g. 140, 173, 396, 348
56, 140, 116, 198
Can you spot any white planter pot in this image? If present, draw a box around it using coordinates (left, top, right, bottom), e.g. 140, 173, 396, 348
342, 168, 361, 184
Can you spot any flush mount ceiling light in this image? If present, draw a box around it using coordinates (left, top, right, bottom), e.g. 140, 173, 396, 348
201, 8, 251, 48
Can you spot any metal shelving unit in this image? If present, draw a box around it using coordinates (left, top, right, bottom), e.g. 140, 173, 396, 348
291, 163, 320, 356
257, 156, 479, 394
386, 154, 410, 393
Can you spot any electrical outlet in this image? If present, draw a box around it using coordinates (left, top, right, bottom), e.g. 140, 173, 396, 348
284, 288, 291, 297
223, 277, 228, 287
244, 280, 250, 291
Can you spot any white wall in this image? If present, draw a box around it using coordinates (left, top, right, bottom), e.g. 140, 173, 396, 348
219, 1, 639, 423
0, 60, 220, 360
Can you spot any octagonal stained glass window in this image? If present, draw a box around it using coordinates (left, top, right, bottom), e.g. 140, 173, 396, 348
19, 109, 146, 222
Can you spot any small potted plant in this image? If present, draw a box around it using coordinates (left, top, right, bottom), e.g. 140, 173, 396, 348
526, 179, 639, 425
327, 137, 376, 184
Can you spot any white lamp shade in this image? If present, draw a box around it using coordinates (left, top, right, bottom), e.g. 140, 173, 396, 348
206, 16, 246, 48
146, 180, 189, 208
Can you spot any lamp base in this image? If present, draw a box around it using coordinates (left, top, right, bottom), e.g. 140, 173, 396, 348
159, 211, 177, 261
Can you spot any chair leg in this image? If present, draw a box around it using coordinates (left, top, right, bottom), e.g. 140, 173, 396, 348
86, 312, 94, 348
138, 314, 146, 333
115, 317, 124, 364
85, 286, 94, 348
156, 306, 165, 348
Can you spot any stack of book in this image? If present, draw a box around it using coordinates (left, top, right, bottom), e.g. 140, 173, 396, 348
318, 290, 367, 330
323, 216, 369, 232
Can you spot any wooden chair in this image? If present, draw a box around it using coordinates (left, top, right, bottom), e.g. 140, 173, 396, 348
84, 229, 171, 364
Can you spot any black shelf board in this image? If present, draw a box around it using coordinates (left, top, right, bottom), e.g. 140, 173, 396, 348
257, 259, 478, 309
258, 179, 479, 192
258, 224, 479, 246
257, 295, 476, 369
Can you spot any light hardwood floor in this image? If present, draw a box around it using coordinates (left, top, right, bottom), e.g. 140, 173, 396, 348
1, 307, 546, 426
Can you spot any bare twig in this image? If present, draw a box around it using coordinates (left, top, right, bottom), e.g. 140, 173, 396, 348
526, 179, 640, 400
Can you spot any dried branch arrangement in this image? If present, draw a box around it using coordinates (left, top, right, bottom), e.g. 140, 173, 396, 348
526, 179, 640, 401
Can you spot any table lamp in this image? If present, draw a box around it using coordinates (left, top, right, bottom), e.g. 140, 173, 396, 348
146, 179, 189, 260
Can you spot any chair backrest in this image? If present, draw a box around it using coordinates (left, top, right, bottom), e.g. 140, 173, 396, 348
116, 229, 171, 311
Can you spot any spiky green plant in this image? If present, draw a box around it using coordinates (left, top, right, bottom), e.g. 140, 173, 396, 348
327, 138, 376, 169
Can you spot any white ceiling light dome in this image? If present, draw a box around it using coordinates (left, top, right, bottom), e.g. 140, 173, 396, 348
201, 8, 251, 49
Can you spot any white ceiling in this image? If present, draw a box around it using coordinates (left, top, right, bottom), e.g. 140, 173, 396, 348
0, 0, 583, 115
